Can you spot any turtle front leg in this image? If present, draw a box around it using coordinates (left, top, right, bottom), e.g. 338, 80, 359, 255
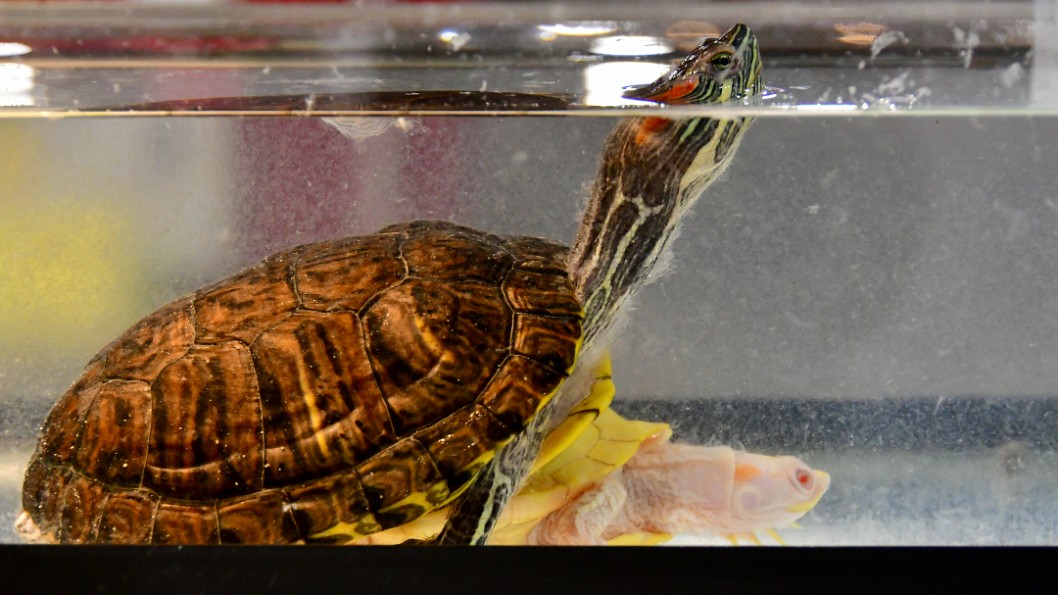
527, 474, 628, 545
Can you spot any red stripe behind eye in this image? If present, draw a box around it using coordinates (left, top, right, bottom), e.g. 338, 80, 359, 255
635, 117, 672, 144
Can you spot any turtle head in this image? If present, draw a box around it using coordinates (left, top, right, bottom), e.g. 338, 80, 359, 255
568, 25, 764, 347
727, 451, 831, 532
623, 23, 763, 105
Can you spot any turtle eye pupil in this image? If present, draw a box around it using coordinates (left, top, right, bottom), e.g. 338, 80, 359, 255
711, 53, 732, 70
793, 468, 813, 492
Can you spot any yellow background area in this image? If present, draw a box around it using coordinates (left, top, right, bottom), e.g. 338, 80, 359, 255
0, 124, 140, 357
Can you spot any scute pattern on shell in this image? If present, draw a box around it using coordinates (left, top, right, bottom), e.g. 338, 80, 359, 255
21, 220, 582, 544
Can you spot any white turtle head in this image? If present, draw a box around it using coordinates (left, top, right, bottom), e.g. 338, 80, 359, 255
727, 451, 830, 531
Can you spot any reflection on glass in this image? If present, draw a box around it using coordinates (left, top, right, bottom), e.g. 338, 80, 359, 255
583, 61, 669, 107
0, 63, 34, 107
537, 21, 620, 41
0, 42, 32, 58
590, 36, 674, 57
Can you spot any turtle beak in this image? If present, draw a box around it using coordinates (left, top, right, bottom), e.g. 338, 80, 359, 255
622, 76, 678, 103
622, 70, 704, 104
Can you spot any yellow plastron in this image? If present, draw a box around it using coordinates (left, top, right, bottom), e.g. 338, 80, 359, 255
350, 356, 672, 545
489, 356, 672, 545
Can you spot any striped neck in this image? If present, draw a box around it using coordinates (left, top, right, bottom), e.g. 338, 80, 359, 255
567, 112, 754, 343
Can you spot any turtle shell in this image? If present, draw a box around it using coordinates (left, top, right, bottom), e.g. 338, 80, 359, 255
21, 220, 583, 544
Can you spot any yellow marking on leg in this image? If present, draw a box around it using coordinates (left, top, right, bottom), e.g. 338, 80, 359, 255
309, 512, 383, 541
349, 510, 450, 545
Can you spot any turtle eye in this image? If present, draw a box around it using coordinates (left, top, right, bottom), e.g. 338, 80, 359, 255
710, 51, 733, 71
791, 468, 814, 493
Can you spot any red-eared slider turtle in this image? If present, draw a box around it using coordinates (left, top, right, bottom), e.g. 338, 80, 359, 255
19, 24, 767, 544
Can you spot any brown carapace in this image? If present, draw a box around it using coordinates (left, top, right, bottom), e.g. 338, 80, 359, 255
21, 221, 582, 544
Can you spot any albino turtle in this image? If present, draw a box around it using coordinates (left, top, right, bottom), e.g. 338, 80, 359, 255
346, 357, 830, 545
18, 24, 795, 545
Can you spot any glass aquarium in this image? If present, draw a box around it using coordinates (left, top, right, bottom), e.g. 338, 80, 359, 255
0, 0, 1056, 552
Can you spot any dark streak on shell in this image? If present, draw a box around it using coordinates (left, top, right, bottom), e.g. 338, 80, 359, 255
22, 220, 582, 544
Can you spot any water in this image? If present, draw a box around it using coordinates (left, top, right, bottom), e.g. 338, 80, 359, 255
1, 2, 1057, 545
